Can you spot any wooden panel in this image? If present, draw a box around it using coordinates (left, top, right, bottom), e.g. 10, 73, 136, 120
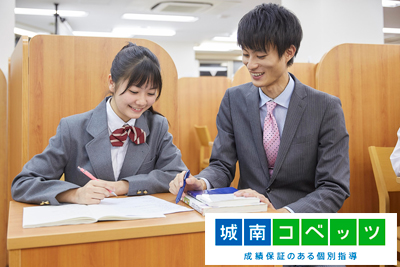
8, 36, 29, 193
0, 68, 8, 267
27, 35, 179, 161
232, 63, 316, 88
7, 36, 29, 267
177, 77, 231, 175
316, 43, 400, 215
12, 234, 273, 267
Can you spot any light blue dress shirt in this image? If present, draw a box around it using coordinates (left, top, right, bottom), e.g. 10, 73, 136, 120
259, 75, 294, 135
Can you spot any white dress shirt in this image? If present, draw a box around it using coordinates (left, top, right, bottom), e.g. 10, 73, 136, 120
106, 98, 136, 180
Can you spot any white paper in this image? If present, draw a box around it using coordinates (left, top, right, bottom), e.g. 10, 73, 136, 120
23, 195, 192, 228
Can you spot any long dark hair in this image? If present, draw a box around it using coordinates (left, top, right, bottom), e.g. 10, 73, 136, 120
110, 42, 163, 116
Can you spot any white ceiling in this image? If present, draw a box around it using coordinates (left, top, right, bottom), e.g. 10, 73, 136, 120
15, 0, 400, 45
15, 0, 279, 45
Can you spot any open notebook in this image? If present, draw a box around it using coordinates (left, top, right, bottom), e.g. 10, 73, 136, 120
23, 195, 192, 228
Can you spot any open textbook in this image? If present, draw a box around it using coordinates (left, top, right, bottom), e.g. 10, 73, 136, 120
23, 196, 192, 228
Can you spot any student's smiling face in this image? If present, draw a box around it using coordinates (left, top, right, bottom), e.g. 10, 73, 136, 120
108, 76, 158, 122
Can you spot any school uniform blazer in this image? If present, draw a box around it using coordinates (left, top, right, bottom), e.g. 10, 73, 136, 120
11, 97, 187, 205
198, 74, 350, 213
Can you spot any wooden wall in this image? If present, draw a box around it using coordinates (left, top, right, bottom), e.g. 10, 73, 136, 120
177, 77, 231, 175
0, 67, 8, 267
316, 43, 400, 215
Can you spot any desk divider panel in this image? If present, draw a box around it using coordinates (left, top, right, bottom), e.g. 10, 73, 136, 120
0, 67, 8, 267
6, 36, 179, 267
27, 36, 179, 161
177, 77, 231, 175
316, 43, 400, 215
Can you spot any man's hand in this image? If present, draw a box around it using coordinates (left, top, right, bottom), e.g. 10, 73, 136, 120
234, 188, 289, 213
169, 171, 206, 196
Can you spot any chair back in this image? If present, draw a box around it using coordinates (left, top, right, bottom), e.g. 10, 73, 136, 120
194, 125, 212, 147
368, 146, 400, 213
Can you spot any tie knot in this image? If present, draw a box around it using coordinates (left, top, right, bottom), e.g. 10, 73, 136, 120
267, 101, 277, 113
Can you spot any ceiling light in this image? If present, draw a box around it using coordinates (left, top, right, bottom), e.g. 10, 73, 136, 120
383, 27, 400, 34
212, 32, 237, 42
14, 27, 37, 37
194, 42, 241, 52
15, 7, 88, 17
122, 13, 198, 22
382, 0, 400, 7
112, 27, 176, 37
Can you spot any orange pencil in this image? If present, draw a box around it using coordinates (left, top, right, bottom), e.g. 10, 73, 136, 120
78, 166, 117, 197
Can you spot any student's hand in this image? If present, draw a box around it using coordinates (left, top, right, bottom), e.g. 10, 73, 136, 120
103, 180, 129, 196
169, 171, 206, 196
234, 188, 290, 213
56, 180, 116, 205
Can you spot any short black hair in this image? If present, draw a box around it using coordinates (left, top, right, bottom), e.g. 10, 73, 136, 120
237, 3, 303, 66
110, 42, 163, 116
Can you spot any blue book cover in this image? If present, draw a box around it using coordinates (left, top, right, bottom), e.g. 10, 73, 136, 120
187, 187, 238, 198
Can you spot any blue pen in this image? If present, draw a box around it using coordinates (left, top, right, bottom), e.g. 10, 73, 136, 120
175, 170, 190, 204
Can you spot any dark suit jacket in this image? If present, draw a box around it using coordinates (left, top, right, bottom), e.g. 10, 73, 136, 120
12, 97, 186, 204
198, 74, 350, 213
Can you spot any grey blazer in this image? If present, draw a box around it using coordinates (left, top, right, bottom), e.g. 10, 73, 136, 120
198, 74, 350, 213
11, 97, 187, 204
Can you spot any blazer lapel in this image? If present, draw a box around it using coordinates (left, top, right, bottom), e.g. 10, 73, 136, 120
118, 111, 151, 179
269, 76, 307, 184
85, 98, 115, 181
246, 84, 270, 180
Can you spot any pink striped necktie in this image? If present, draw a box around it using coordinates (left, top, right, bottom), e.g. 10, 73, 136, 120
110, 124, 146, 147
263, 101, 280, 176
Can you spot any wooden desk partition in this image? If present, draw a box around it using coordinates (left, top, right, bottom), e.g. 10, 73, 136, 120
177, 77, 231, 175
232, 63, 316, 88
6, 36, 179, 267
315, 43, 400, 215
0, 68, 8, 267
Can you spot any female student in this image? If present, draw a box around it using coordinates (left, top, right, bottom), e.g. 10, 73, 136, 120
11, 43, 186, 205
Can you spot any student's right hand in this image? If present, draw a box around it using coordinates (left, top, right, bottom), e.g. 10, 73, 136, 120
169, 171, 206, 196
56, 180, 116, 205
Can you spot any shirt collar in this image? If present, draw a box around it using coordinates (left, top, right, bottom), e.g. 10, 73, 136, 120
106, 97, 136, 133
259, 74, 295, 109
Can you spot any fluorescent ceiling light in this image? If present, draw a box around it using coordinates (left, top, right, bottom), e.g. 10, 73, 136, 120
73, 28, 176, 38
194, 42, 241, 52
15, 7, 88, 17
383, 27, 400, 34
212, 32, 237, 42
113, 27, 176, 36
382, 0, 400, 7
122, 13, 198, 22
14, 27, 37, 37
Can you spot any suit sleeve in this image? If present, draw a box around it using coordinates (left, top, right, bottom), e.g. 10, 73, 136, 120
196, 89, 237, 187
11, 118, 80, 205
286, 97, 350, 213
122, 117, 187, 195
